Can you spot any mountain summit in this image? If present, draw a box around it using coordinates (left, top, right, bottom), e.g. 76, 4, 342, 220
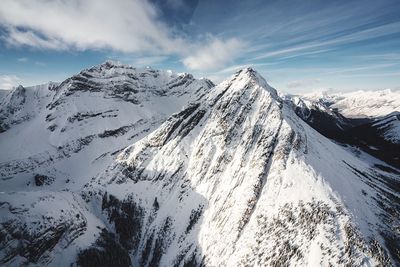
0, 64, 399, 266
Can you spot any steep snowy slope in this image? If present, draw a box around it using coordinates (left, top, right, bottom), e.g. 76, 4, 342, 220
84, 68, 398, 266
0, 66, 399, 266
371, 112, 400, 144
0, 89, 8, 101
346, 112, 400, 168
303, 89, 400, 118
0, 83, 61, 135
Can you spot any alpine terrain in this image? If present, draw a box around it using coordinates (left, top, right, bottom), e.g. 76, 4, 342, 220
0, 62, 399, 267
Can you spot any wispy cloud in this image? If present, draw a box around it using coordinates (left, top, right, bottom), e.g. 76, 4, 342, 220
0, 0, 244, 72
0, 0, 178, 53
0, 75, 21, 89
250, 21, 400, 61
182, 38, 245, 71
324, 63, 399, 75
337, 71, 400, 78
350, 53, 400, 61
35, 61, 46, 67
17, 57, 28, 63
287, 79, 321, 89
5, 27, 68, 50
128, 56, 169, 67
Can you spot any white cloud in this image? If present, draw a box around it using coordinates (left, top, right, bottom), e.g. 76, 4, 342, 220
130, 56, 168, 67
0, 0, 245, 72
287, 79, 321, 89
0, 0, 185, 54
5, 27, 68, 50
0, 75, 22, 89
35, 61, 46, 67
17, 57, 28, 62
183, 38, 245, 71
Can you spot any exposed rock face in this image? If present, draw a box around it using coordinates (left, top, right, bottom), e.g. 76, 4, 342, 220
0, 192, 88, 266
0, 64, 399, 266
77, 229, 132, 267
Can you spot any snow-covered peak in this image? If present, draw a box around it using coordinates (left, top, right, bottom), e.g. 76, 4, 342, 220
0, 64, 214, 179
100, 59, 124, 68
98, 65, 398, 266
217, 67, 279, 101
47, 62, 214, 111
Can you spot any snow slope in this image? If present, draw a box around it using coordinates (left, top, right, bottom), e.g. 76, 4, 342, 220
0, 89, 8, 101
0, 65, 399, 266
89, 68, 399, 266
371, 112, 400, 144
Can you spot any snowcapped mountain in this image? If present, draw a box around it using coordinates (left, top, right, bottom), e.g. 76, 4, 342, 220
281, 94, 360, 140
372, 112, 400, 144
0, 64, 399, 266
284, 93, 400, 168
302, 89, 400, 118
0, 61, 213, 191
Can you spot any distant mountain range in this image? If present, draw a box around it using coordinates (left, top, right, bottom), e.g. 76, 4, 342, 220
0, 62, 399, 266
301, 89, 400, 118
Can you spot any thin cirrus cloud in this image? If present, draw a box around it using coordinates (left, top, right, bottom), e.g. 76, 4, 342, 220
249, 21, 400, 62
182, 38, 246, 71
0, 75, 22, 90
287, 79, 321, 89
17, 57, 28, 63
0, 0, 244, 71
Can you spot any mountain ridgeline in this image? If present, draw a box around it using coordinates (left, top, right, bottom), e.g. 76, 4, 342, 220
0, 62, 399, 266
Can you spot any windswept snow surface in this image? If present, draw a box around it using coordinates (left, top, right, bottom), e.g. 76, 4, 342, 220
0, 65, 399, 266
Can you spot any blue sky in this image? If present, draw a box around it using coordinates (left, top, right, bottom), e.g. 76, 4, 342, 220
0, 0, 399, 93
